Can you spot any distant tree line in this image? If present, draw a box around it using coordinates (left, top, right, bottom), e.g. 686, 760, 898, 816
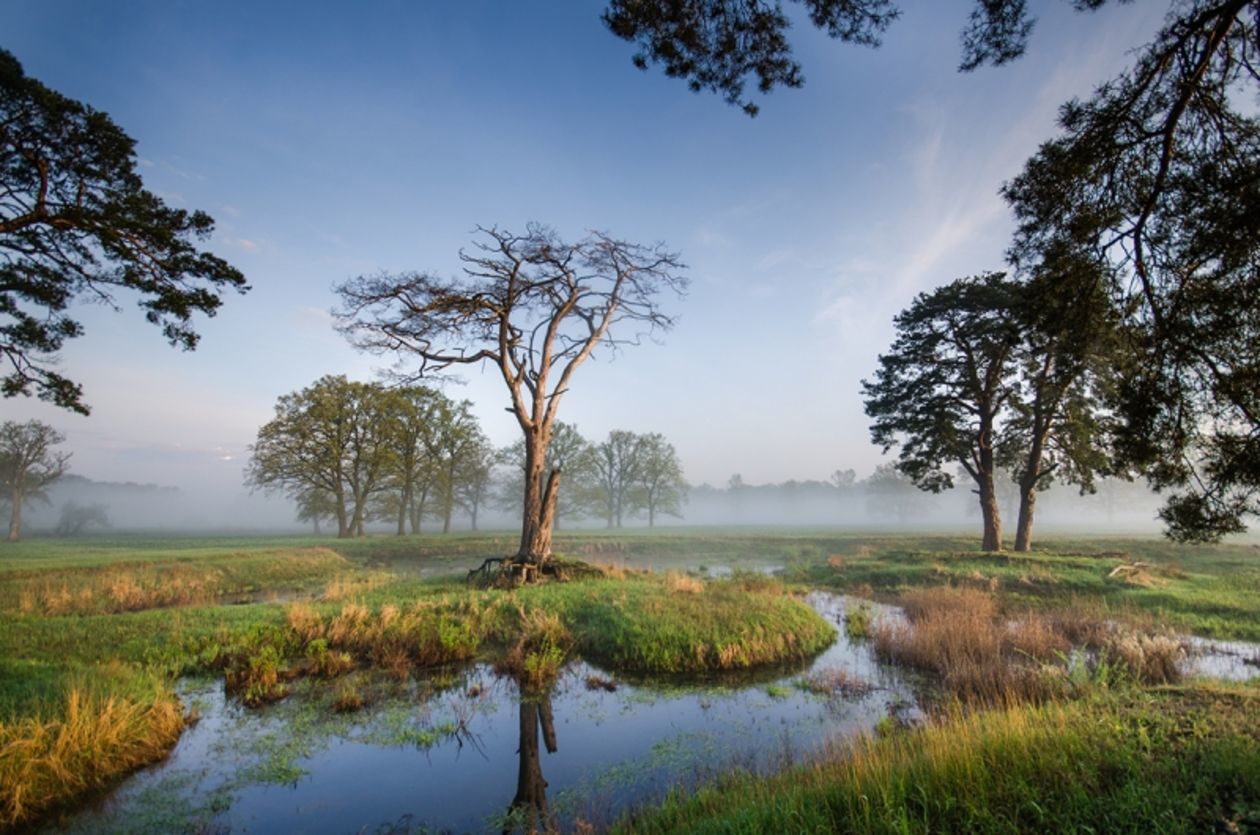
497, 424, 688, 529
689, 462, 1159, 530
245, 377, 689, 536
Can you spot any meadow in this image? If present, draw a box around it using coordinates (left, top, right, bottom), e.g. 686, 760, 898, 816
0, 529, 1257, 831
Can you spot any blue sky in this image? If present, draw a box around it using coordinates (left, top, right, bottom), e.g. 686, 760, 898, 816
5, 1, 1169, 503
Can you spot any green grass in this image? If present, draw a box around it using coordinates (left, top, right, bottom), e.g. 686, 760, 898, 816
513, 573, 836, 673
1, 529, 1255, 830
616, 684, 1260, 834
793, 535, 1260, 640
0, 536, 837, 828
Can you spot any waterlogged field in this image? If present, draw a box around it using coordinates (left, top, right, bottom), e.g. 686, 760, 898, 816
0, 530, 1257, 833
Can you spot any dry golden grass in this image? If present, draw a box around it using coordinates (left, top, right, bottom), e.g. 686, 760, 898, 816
5, 549, 351, 616
320, 571, 391, 601
664, 571, 704, 594
874, 586, 1186, 704
798, 666, 872, 697
0, 688, 184, 827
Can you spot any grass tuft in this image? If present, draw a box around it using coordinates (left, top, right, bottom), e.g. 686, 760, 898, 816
0, 675, 184, 828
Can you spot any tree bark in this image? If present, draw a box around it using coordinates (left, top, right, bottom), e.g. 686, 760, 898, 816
1015, 480, 1037, 552
396, 486, 410, 536
517, 434, 558, 564
409, 486, 429, 535
7, 494, 22, 542
334, 488, 350, 538
977, 474, 1003, 552
976, 420, 1003, 552
1014, 427, 1049, 552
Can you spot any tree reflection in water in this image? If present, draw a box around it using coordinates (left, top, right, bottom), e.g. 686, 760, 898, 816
506, 685, 559, 834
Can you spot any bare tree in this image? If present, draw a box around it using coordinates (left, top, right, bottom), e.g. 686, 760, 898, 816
336, 223, 686, 570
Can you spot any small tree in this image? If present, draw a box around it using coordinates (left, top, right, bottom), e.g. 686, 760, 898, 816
499, 422, 598, 530
592, 430, 644, 529
456, 438, 499, 532
336, 224, 686, 569
429, 398, 485, 534
247, 376, 396, 538
295, 487, 338, 536
632, 433, 687, 527
863, 273, 1020, 550
55, 501, 110, 537
0, 420, 70, 541
0, 50, 247, 414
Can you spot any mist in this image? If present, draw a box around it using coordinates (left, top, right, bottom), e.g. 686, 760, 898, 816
11, 467, 1170, 540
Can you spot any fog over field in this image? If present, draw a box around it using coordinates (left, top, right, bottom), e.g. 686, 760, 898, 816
14, 470, 1165, 537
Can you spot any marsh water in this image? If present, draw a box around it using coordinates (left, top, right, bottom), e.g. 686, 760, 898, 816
45, 593, 921, 834
40, 589, 1259, 834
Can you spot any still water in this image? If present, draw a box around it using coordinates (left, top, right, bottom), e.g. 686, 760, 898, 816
47, 593, 920, 834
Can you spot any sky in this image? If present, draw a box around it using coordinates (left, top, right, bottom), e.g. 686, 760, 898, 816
5, 1, 1171, 511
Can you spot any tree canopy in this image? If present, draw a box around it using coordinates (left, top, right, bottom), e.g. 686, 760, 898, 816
1003, 0, 1260, 540
863, 273, 1021, 550
633, 432, 688, 527
602, 0, 1121, 115
247, 376, 396, 538
0, 49, 247, 414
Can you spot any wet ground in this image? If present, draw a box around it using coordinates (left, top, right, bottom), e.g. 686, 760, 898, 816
41, 590, 1260, 834
46, 593, 920, 834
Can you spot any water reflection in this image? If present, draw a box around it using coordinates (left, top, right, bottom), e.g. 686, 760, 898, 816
506, 690, 558, 833
44, 592, 925, 834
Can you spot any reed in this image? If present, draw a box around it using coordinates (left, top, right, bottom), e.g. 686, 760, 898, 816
0, 682, 184, 828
